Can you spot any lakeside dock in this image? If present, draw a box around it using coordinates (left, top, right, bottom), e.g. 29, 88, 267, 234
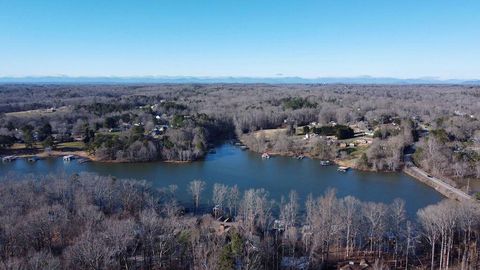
2, 155, 17, 162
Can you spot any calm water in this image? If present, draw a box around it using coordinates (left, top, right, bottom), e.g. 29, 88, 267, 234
0, 144, 443, 214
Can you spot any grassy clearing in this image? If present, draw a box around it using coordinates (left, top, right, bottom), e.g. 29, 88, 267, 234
5, 106, 71, 118
10, 143, 42, 150
336, 145, 369, 168
349, 145, 369, 158
56, 141, 85, 150
253, 128, 287, 140
6, 141, 85, 151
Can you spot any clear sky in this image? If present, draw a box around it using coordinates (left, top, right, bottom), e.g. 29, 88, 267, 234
1, 0, 479, 79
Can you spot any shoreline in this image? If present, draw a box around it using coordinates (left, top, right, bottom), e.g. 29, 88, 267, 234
3, 145, 476, 202
1, 149, 194, 164
240, 143, 475, 202
403, 166, 473, 202
244, 147, 377, 172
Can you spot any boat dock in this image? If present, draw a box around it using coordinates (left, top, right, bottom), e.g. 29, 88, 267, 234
2, 155, 17, 162
27, 156, 38, 162
320, 160, 331, 166
63, 155, 75, 162
337, 166, 350, 172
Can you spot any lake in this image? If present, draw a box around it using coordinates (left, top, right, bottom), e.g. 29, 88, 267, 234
0, 144, 443, 214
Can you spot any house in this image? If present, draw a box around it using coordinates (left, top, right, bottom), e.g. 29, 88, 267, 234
326, 135, 337, 141
151, 125, 168, 137
355, 139, 368, 145
46, 107, 56, 113
349, 124, 362, 133
339, 142, 348, 148
273, 219, 285, 231
359, 139, 367, 144
159, 125, 168, 132
308, 122, 318, 129
454, 110, 466, 117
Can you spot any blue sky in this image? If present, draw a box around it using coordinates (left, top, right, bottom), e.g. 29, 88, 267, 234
1, 0, 479, 79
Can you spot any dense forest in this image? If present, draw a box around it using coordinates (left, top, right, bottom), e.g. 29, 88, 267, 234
1, 84, 479, 193
1, 84, 480, 269
0, 173, 478, 269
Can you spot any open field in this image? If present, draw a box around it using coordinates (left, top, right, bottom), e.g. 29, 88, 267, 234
4, 106, 71, 118
252, 128, 288, 139
56, 141, 85, 150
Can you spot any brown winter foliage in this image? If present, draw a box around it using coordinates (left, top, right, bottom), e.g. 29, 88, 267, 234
0, 173, 479, 269
1, 84, 479, 177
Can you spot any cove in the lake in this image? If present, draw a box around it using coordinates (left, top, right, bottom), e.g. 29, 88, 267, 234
0, 144, 443, 215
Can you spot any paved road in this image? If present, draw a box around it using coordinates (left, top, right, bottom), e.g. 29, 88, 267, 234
405, 160, 472, 201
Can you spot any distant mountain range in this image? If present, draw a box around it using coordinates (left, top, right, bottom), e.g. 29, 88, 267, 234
0, 76, 478, 84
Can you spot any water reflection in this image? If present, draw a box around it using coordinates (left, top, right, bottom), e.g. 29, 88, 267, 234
0, 144, 443, 215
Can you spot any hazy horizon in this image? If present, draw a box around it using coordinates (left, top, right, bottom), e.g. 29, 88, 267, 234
1, 1, 479, 79
0, 75, 479, 85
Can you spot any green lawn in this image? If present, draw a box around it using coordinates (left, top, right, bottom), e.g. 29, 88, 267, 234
350, 145, 369, 158
10, 143, 42, 150
7, 141, 85, 151
56, 141, 85, 150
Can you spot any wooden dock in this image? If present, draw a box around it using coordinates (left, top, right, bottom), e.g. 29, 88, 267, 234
2, 155, 17, 162
337, 166, 350, 172
63, 155, 75, 161
320, 160, 331, 166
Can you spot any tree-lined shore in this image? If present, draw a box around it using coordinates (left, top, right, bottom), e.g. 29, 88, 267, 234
0, 173, 478, 269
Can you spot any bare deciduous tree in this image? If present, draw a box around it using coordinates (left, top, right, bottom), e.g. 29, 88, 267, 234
189, 180, 206, 211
